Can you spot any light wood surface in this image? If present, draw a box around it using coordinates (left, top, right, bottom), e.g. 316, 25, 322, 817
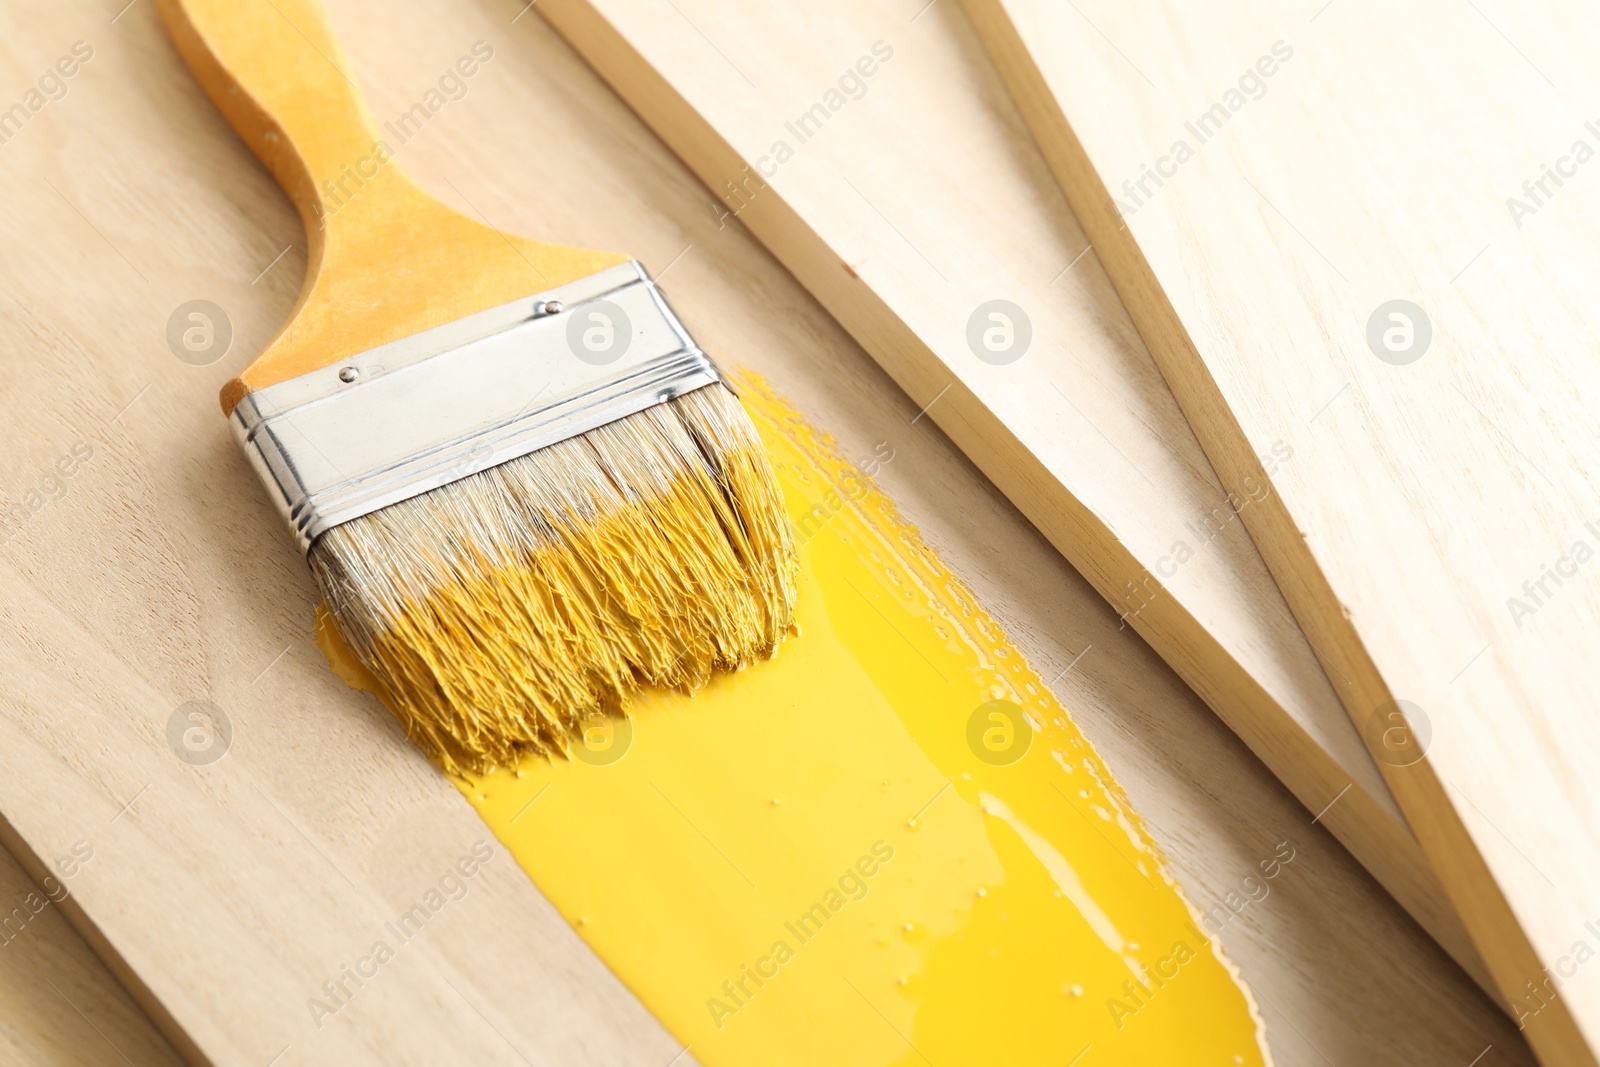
957, 0, 1600, 1062
0, 840, 182, 1066
0, 0, 1530, 1062
533, 0, 1495, 988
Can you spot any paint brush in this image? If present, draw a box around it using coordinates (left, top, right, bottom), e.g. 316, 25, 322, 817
157, 0, 796, 774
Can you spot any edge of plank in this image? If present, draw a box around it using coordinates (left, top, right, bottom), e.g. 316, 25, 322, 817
535, 0, 1493, 999
953, 0, 1567, 1041
0, 812, 211, 1067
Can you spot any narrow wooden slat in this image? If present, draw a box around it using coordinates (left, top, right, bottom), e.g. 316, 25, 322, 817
959, 0, 1600, 1060
536, 0, 1487, 988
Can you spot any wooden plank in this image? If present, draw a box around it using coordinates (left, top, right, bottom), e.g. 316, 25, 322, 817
0, 839, 183, 1066
0, 2, 727, 1063
532, 0, 1488, 986
0, 0, 1532, 1062
955, 0, 1600, 1061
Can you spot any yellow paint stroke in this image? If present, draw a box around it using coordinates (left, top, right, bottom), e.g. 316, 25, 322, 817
320, 375, 1269, 1066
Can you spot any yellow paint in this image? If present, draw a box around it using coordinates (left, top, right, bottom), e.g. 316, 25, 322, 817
321, 377, 1269, 1066
312, 385, 796, 776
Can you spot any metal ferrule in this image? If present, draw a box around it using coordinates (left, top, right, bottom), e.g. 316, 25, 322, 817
231, 261, 724, 552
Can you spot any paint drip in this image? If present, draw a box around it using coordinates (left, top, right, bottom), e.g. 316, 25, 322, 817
319, 374, 1269, 1066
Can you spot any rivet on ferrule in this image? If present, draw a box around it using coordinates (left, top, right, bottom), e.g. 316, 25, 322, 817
230, 261, 724, 552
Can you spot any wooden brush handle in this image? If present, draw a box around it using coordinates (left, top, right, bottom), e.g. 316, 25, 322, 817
157, 0, 627, 413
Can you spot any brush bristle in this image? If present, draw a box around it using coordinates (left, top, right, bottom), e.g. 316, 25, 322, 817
308, 383, 797, 775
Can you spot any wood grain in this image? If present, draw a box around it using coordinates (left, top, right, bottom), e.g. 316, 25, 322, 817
531, 0, 1497, 989
0, 0, 1532, 1062
0, 840, 182, 1066
956, 0, 1600, 1062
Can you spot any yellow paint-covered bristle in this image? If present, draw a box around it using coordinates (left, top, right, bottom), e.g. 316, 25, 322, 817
308, 383, 797, 775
